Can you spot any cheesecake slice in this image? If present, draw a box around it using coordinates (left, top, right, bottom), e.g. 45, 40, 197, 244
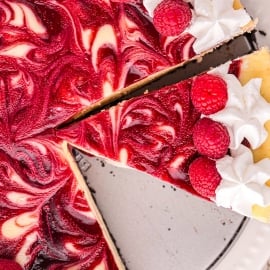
0, 0, 255, 130
58, 48, 270, 223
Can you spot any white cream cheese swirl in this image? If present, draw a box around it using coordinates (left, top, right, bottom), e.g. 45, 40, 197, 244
215, 145, 270, 218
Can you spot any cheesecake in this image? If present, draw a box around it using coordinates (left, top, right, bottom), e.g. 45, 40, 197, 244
0, 0, 258, 268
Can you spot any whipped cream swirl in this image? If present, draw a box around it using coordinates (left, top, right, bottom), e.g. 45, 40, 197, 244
215, 145, 270, 217
188, 0, 251, 53
209, 66, 270, 150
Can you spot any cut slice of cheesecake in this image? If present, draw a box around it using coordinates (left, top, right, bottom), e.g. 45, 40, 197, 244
58, 48, 270, 223
0, 0, 255, 131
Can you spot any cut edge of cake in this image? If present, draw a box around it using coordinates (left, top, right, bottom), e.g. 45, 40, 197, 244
61, 141, 126, 269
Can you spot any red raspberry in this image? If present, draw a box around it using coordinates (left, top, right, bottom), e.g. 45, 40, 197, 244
153, 0, 192, 36
0, 259, 22, 270
193, 118, 230, 159
189, 156, 221, 198
191, 74, 228, 115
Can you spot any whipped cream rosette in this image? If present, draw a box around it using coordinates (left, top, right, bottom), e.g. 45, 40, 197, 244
216, 145, 270, 219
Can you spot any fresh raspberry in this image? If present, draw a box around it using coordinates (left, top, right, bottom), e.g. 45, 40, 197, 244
193, 118, 230, 159
0, 259, 22, 270
189, 156, 221, 198
191, 73, 228, 115
153, 0, 192, 36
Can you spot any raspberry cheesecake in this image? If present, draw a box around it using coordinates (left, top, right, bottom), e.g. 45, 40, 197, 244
0, 0, 258, 268
58, 48, 270, 223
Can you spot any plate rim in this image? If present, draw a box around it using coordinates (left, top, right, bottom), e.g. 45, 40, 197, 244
215, 219, 270, 270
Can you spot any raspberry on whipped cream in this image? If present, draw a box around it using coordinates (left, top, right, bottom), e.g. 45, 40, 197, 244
192, 117, 230, 159
189, 156, 221, 199
153, 0, 192, 36
191, 73, 228, 115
